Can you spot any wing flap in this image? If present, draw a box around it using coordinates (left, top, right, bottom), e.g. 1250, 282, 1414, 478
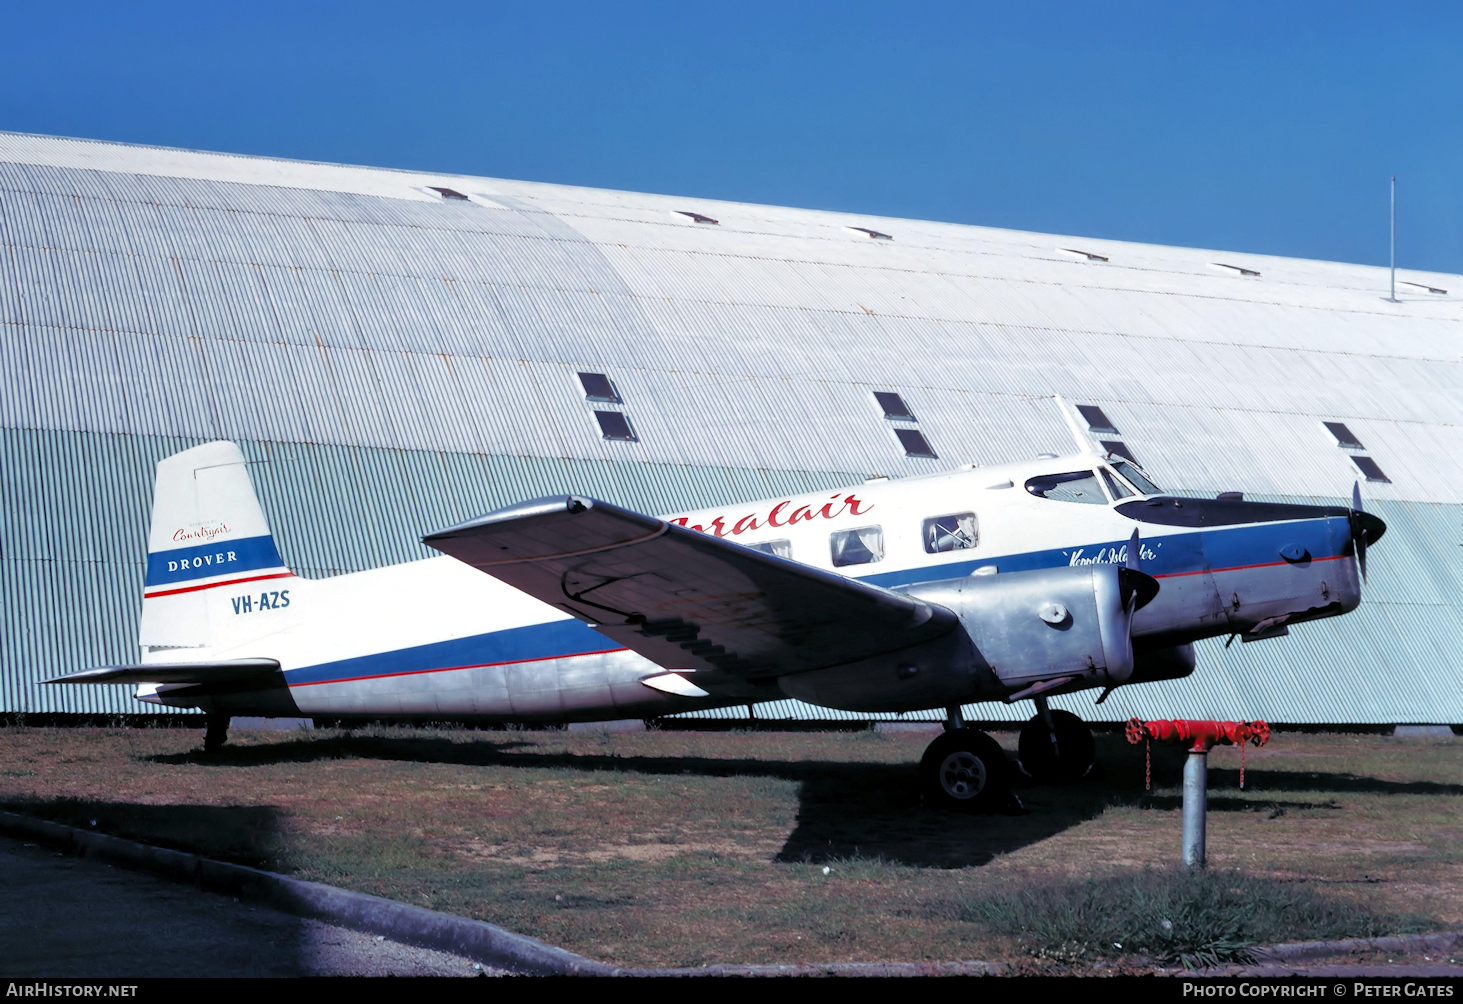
425, 496, 956, 678
43, 658, 282, 685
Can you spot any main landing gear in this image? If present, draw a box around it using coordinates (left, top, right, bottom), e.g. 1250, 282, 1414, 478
918, 705, 1016, 812
1017, 696, 1095, 782
203, 714, 230, 754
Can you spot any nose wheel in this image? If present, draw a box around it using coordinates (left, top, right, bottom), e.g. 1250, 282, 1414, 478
918, 728, 1011, 812
1018, 707, 1095, 782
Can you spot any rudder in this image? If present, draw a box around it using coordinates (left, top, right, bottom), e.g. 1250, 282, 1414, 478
139, 442, 293, 650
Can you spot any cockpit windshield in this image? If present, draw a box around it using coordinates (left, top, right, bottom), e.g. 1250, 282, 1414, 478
1025, 470, 1107, 504
1113, 460, 1162, 496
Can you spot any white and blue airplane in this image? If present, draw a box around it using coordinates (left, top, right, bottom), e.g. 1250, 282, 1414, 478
48, 417, 1384, 810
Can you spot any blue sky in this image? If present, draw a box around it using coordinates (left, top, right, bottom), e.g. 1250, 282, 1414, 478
4, 1, 1460, 272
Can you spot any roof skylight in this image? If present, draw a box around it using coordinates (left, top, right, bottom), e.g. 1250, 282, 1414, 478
594, 411, 637, 442
1076, 404, 1118, 434
895, 428, 938, 459
673, 210, 719, 225
429, 187, 470, 201
873, 391, 917, 422
1322, 421, 1364, 449
845, 226, 893, 240
1351, 456, 1390, 483
577, 372, 620, 403
1100, 440, 1139, 465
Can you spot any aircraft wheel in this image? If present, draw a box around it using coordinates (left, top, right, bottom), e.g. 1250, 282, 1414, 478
1018, 709, 1095, 782
203, 714, 230, 754
918, 729, 1010, 812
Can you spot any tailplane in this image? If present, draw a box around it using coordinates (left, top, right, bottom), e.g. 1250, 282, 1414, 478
139, 442, 294, 651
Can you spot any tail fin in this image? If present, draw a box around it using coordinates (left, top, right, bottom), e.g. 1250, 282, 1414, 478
139, 442, 293, 650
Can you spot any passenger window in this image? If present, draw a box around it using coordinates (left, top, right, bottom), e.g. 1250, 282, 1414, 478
746, 539, 792, 559
1025, 471, 1107, 504
830, 526, 884, 567
923, 513, 978, 553
1099, 468, 1134, 500
1113, 460, 1162, 495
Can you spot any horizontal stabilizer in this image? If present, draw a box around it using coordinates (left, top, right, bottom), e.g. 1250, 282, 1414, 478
43, 658, 282, 685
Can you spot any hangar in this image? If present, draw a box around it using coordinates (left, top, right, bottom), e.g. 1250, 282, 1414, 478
1, 130, 1459, 725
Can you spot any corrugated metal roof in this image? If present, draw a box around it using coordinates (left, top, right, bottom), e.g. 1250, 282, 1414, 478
1, 130, 1460, 722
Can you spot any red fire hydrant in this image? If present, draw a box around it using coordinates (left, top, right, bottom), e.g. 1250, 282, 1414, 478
1125, 718, 1269, 868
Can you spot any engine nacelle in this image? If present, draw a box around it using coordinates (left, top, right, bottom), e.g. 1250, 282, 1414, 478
775, 564, 1149, 712
912, 564, 1143, 693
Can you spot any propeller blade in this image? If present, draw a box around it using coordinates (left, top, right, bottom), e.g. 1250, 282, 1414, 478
1125, 528, 1141, 571
1350, 480, 1368, 584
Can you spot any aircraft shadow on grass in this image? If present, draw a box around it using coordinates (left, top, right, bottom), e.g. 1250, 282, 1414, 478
138, 732, 1462, 870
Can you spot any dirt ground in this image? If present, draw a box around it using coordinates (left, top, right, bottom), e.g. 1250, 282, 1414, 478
0, 723, 1458, 969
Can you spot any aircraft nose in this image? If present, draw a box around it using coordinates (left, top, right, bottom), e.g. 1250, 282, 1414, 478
1352, 509, 1386, 546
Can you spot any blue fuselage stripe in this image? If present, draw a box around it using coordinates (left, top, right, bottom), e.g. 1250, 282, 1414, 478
284, 517, 1347, 687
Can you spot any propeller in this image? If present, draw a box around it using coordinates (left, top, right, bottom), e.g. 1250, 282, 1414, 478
1352, 481, 1367, 584
1117, 528, 1160, 612
1347, 481, 1387, 584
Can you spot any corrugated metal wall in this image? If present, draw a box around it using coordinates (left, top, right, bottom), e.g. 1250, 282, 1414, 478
1, 131, 1460, 722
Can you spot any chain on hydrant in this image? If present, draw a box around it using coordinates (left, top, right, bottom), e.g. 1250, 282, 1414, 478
1124, 718, 1270, 868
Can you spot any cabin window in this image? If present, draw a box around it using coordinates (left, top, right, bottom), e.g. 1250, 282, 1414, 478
1025, 471, 1107, 504
1099, 468, 1134, 500
746, 539, 792, 559
923, 513, 978, 553
1113, 460, 1162, 495
830, 526, 884, 566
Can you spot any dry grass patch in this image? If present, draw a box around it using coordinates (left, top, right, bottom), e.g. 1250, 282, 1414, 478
0, 723, 1457, 968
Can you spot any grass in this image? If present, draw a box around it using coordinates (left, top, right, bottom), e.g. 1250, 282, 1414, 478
953, 868, 1428, 968
0, 723, 1458, 969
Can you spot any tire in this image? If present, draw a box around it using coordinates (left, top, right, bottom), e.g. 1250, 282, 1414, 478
1018, 709, 1095, 782
918, 729, 1011, 812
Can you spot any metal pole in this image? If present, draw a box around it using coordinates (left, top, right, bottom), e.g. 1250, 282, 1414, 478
1390, 175, 1397, 302
1182, 749, 1208, 868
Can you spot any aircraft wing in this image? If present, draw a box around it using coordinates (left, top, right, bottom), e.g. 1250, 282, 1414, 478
424, 496, 957, 679
43, 659, 282, 685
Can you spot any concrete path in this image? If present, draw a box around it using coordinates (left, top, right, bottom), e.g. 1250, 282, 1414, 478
0, 836, 500, 978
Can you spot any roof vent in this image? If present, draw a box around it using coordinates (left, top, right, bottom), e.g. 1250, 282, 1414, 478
894, 428, 937, 459
1398, 280, 1448, 295
1100, 440, 1139, 465
673, 210, 719, 225
1322, 421, 1364, 450
429, 187, 470, 201
1076, 404, 1118, 434
1350, 456, 1390, 483
577, 372, 620, 403
845, 226, 893, 240
594, 411, 637, 442
1060, 248, 1109, 262
873, 391, 917, 422
1211, 262, 1261, 277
